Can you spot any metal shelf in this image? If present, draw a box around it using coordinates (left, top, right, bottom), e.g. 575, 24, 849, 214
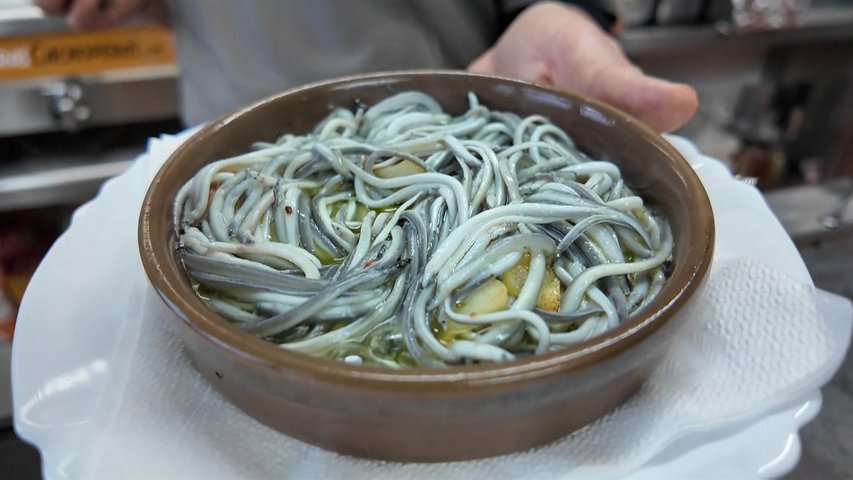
764, 177, 853, 246
623, 6, 853, 56
0, 5, 179, 211
0, 4, 65, 37
0, 66, 180, 138
0, 155, 132, 212
0, 119, 181, 212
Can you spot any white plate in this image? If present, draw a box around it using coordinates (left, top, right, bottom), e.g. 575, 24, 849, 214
9, 134, 829, 479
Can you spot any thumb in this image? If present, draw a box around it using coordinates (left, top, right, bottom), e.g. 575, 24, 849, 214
582, 66, 698, 133
467, 49, 497, 75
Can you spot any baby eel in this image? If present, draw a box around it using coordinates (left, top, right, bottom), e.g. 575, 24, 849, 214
173, 91, 673, 367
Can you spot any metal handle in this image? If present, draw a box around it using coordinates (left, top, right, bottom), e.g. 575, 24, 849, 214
42, 80, 92, 131
820, 186, 853, 230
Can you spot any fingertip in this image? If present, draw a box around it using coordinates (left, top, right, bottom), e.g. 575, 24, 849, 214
631, 78, 700, 133
66, 0, 104, 30
35, 0, 68, 15
656, 82, 699, 132
675, 83, 699, 120
66, 12, 84, 30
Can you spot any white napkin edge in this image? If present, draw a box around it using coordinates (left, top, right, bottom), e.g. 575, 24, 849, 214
68, 134, 194, 478
73, 133, 853, 478
80, 261, 853, 480
603, 286, 853, 479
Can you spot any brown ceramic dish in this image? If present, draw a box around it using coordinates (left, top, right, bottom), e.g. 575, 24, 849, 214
139, 71, 714, 462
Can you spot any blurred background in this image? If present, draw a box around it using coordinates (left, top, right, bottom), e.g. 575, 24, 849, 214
0, 0, 851, 478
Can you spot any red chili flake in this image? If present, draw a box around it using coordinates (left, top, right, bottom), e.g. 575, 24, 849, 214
284, 206, 293, 215
363, 259, 376, 268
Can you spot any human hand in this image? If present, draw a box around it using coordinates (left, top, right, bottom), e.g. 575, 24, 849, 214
469, 2, 698, 132
34, 0, 163, 30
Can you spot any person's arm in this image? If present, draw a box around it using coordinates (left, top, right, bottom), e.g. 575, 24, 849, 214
471, 1, 697, 132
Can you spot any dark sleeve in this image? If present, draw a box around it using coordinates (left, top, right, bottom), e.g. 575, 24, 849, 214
497, 0, 618, 34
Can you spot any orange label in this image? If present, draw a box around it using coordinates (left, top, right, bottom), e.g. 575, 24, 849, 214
0, 25, 176, 81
